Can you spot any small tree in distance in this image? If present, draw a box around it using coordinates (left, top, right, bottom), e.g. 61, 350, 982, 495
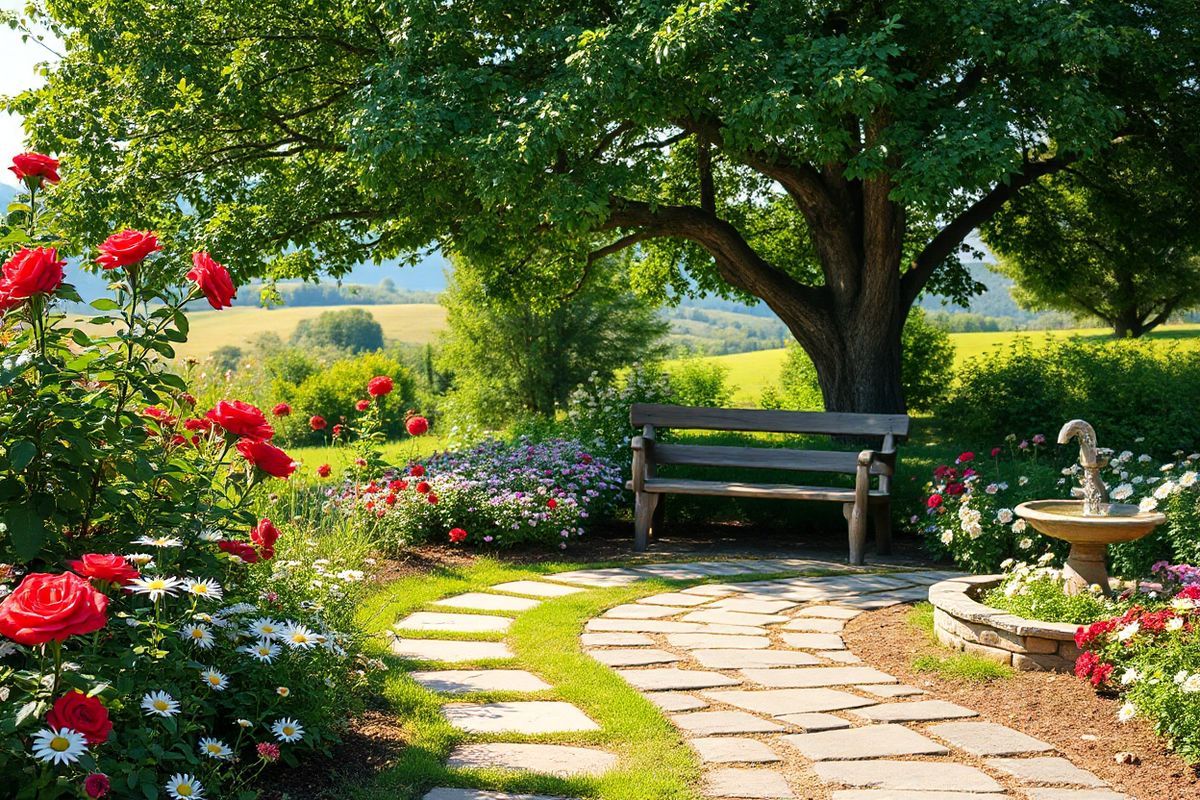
291, 308, 385, 353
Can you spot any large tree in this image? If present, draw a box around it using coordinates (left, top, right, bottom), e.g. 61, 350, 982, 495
11, 0, 1200, 411
983, 144, 1200, 338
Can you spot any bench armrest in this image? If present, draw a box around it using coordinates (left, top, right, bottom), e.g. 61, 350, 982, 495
631, 434, 656, 493
858, 448, 897, 477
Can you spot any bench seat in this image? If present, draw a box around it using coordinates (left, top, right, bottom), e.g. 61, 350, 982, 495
625, 478, 889, 502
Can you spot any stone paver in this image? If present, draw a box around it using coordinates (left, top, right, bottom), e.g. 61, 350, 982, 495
692, 736, 781, 764
410, 669, 550, 694
396, 612, 512, 634
690, 649, 821, 669
446, 743, 616, 778
793, 606, 862, 620
580, 632, 654, 647
779, 632, 846, 650
812, 760, 1003, 793
985, 758, 1106, 787
434, 593, 540, 612
682, 583, 747, 597
586, 618, 706, 634
618, 668, 741, 691
683, 609, 790, 627
710, 598, 798, 614
547, 568, 646, 587
832, 793, 1011, 800
671, 710, 787, 735
781, 617, 846, 633
491, 580, 584, 597
928, 721, 1054, 756
702, 688, 876, 716
644, 692, 707, 712
391, 638, 513, 662
820, 651, 863, 664
855, 684, 923, 698
589, 648, 680, 667
1023, 791, 1132, 800
740, 666, 896, 688
638, 592, 713, 607
442, 701, 599, 734
603, 603, 683, 619
423, 790, 574, 800
775, 713, 852, 731
668, 633, 771, 650
704, 768, 795, 798
849, 699, 977, 722
781, 724, 949, 760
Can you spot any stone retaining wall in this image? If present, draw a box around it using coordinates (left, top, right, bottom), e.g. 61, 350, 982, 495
927, 576, 1082, 672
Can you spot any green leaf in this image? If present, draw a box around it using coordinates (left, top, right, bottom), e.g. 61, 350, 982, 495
7, 440, 37, 471
90, 298, 120, 311
5, 507, 46, 562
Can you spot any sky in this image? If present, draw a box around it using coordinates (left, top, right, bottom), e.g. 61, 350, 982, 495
0, 0, 59, 186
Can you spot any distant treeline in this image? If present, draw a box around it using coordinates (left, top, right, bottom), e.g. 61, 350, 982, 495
239, 280, 440, 307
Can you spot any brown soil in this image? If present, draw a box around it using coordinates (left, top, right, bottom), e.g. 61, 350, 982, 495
844, 604, 1200, 800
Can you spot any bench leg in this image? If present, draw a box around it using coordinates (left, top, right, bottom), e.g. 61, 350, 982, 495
634, 491, 659, 552
653, 494, 667, 530
873, 501, 893, 555
844, 501, 867, 566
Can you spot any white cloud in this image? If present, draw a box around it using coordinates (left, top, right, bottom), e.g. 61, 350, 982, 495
0, 0, 61, 185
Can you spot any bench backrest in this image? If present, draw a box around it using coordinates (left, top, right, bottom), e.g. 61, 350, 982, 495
629, 404, 910, 440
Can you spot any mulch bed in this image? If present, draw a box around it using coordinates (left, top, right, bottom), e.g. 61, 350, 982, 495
844, 604, 1200, 800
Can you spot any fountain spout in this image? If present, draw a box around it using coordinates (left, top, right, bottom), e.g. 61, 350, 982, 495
1057, 419, 1110, 515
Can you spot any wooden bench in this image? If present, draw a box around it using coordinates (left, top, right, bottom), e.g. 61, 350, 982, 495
628, 403, 910, 564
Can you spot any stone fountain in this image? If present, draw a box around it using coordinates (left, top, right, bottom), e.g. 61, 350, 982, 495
1015, 419, 1165, 595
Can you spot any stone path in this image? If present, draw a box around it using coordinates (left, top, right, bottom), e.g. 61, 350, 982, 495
392, 560, 1130, 800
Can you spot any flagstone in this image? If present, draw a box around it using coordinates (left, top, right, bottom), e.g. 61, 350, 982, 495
391, 637, 513, 662
580, 632, 654, 647
775, 712, 852, 731
671, 710, 787, 735
423, 789, 576, 800
694, 623, 776, 636
689, 649, 822, 669
820, 651, 863, 664
793, 606, 863, 620
410, 669, 550, 693
588, 648, 680, 667
682, 583, 748, 596
834, 595, 902, 610
740, 666, 897, 688
434, 593, 541, 612
709, 598, 798, 614
833, 793, 1011, 800
850, 700, 977, 722
781, 724, 948, 760
781, 617, 846, 633
1022, 792, 1132, 800
779, 632, 846, 650
442, 701, 600, 734
691, 737, 782, 764
856, 684, 924, 698
446, 743, 617, 778
638, 592, 714, 607
928, 722, 1054, 757
396, 612, 512, 634
812, 760, 1003, 793
985, 758, 1107, 787
491, 580, 584, 598
668, 633, 771, 650
603, 603, 683, 619
644, 692, 708, 712
704, 768, 795, 798
617, 668, 741, 691
683, 609, 790, 627
702, 688, 876, 716
547, 568, 646, 587
586, 618, 706, 633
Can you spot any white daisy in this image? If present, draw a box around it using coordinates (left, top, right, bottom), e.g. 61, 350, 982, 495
236, 718, 252, 728
31, 727, 88, 765
185, 578, 223, 601
200, 668, 229, 691
1110, 483, 1134, 501
247, 618, 282, 639
1117, 621, 1140, 641
218, 602, 257, 616
279, 622, 317, 649
242, 640, 281, 663
271, 717, 304, 743
1184, 675, 1200, 694
141, 691, 180, 717
126, 552, 155, 566
1138, 496, 1158, 512
128, 575, 184, 600
1181, 471, 1198, 488
1117, 702, 1137, 722
180, 624, 214, 649
1167, 617, 1185, 632
198, 737, 233, 760
135, 535, 183, 548
1121, 668, 1139, 685
165, 773, 205, 799
198, 530, 224, 542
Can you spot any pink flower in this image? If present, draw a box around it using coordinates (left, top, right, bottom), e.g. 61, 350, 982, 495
84, 774, 110, 799
256, 742, 281, 761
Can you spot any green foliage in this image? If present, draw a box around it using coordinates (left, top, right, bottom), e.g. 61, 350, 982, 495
207, 343, 244, 373
282, 352, 416, 442
983, 565, 1122, 624
291, 307, 385, 353
941, 337, 1200, 456
908, 603, 1014, 682
667, 357, 732, 408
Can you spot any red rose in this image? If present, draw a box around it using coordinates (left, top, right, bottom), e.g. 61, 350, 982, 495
957, 451, 974, 464
385, 493, 397, 506
47, 690, 112, 745
310, 415, 327, 431
0, 247, 66, 300
990, 447, 1002, 457
179, 392, 196, 407
547, 498, 557, 509
415, 481, 431, 494
332, 424, 345, 438
9, 152, 60, 186
316, 463, 331, 478
0, 572, 108, 646
427, 493, 438, 504
206, 400, 274, 440
68, 554, 140, 586
945, 482, 964, 496
409, 464, 425, 477
219, 540, 260, 564
84, 773, 110, 799
94, 229, 161, 270
183, 417, 212, 432
448, 527, 468, 543
388, 479, 406, 491
926, 494, 943, 509
405, 415, 429, 436
143, 406, 177, 426
236, 438, 296, 478
187, 251, 236, 310
250, 518, 281, 549
367, 376, 393, 397
356, 399, 370, 412
272, 402, 291, 417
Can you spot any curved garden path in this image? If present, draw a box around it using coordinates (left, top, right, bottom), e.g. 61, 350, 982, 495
392, 560, 1131, 800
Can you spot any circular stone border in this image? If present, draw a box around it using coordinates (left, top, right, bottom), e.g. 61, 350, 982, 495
928, 576, 1082, 672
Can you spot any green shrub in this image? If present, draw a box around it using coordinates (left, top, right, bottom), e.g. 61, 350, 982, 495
667, 357, 733, 408
291, 307, 385, 353
280, 352, 417, 442
982, 560, 1123, 624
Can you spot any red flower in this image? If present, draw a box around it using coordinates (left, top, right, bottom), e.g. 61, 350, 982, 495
367, 376, 394, 397
956, 451, 974, 464
0, 247, 66, 301
47, 690, 112, 745
385, 493, 397, 506
84, 773, 110, 799
206, 400, 274, 440
143, 406, 177, 426
250, 518, 281, 549
9, 152, 60, 186
272, 402, 291, 417
332, 424, 345, 438
388, 479, 406, 491
236, 438, 296, 479
449, 527, 468, 543
356, 399, 370, 412
926, 494, 943, 509
1091, 661, 1114, 687
187, 251, 236, 310
406, 415, 429, 436
990, 447, 1002, 457
410, 464, 425, 477
0, 572, 108, 645
547, 498, 557, 509
427, 493, 439, 504
310, 415, 327, 431
1176, 586, 1200, 601
316, 463, 331, 478
94, 229, 160, 270
415, 481, 431, 494
219, 540, 260, 564
179, 392, 197, 407
945, 482, 964, 496
1074, 650, 1099, 680
68, 554, 140, 586
257, 742, 281, 762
